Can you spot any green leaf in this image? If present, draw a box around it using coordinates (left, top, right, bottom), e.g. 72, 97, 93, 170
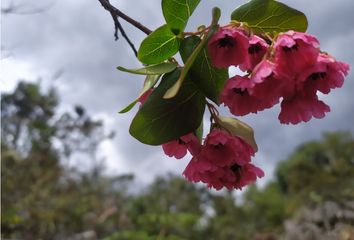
211, 7, 221, 25
179, 36, 228, 104
129, 68, 206, 145
163, 34, 206, 99
119, 75, 160, 114
163, 9, 224, 100
231, 0, 308, 34
138, 25, 181, 64
195, 120, 204, 143
119, 100, 139, 114
216, 116, 258, 152
117, 62, 178, 75
162, 0, 200, 32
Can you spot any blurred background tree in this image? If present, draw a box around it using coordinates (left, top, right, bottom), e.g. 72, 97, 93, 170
1, 81, 130, 239
2, 81, 354, 239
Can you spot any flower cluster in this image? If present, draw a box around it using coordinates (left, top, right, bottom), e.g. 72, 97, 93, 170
209, 27, 349, 124
140, 85, 263, 190
138, 26, 349, 191
161, 129, 263, 190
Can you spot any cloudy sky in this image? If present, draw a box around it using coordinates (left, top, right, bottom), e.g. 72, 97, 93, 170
1, 0, 354, 188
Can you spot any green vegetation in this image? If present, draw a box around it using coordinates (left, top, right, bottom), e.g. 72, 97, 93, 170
2, 82, 354, 239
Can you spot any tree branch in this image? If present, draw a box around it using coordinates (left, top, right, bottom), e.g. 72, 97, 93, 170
116, 18, 138, 56
108, 10, 137, 56
97, 0, 152, 35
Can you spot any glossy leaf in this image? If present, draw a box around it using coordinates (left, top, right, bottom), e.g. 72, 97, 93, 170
117, 62, 178, 75
129, 69, 206, 145
119, 75, 160, 114
180, 36, 228, 104
217, 116, 258, 152
138, 25, 181, 64
163, 8, 222, 99
163, 35, 206, 99
231, 0, 308, 34
162, 0, 200, 32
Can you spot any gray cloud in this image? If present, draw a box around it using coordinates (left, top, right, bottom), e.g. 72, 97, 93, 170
2, 0, 354, 188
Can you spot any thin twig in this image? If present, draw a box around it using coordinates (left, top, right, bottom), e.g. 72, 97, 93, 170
117, 20, 138, 56
108, 10, 137, 56
97, 0, 152, 35
116, 17, 138, 56
108, 10, 120, 40
184, 26, 210, 36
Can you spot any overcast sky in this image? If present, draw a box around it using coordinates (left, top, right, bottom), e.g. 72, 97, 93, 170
1, 0, 354, 189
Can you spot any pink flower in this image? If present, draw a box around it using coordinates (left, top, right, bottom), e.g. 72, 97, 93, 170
162, 133, 201, 159
199, 129, 254, 166
183, 129, 263, 190
240, 35, 269, 71
230, 163, 265, 189
300, 53, 350, 94
274, 31, 320, 81
249, 59, 287, 102
278, 53, 349, 125
279, 93, 330, 124
220, 75, 276, 116
208, 27, 249, 68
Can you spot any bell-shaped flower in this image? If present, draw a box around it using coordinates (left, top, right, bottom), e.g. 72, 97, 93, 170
162, 133, 201, 159
221, 75, 276, 116
208, 27, 249, 68
279, 93, 330, 125
274, 30, 320, 81
183, 129, 263, 190
240, 35, 269, 71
